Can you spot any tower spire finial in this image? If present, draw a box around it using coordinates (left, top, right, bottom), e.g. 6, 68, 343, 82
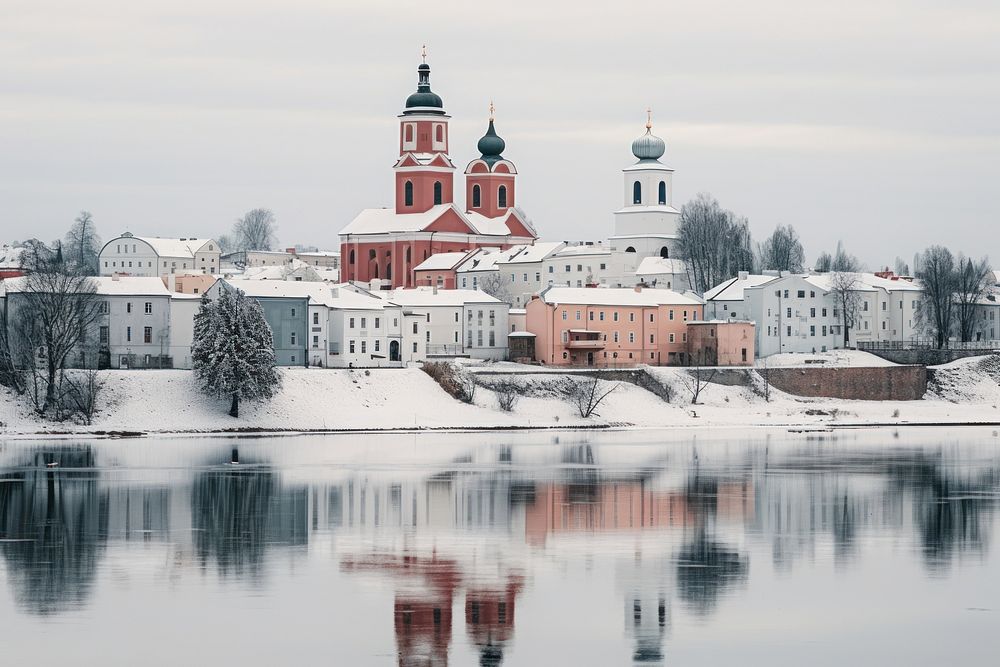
646, 107, 653, 131
421, 44, 427, 64
489, 99, 495, 122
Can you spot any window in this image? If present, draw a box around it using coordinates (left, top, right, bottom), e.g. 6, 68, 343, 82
629, 313, 635, 322
613, 312, 619, 322
349, 340, 355, 353
797, 290, 805, 298
144, 327, 152, 344
99, 326, 109, 344
313, 335, 319, 348
433, 181, 442, 205
489, 331, 495, 346
375, 317, 380, 329
649, 333, 654, 344
863, 302, 869, 311
361, 340, 366, 353
412, 342, 418, 353
472, 184, 481, 208
810, 307, 816, 317
810, 325, 816, 337
669, 333, 675, 343
565, 265, 571, 272
349, 250, 355, 265
786, 307, 792, 318
822, 308, 827, 317
404, 180, 414, 206
562, 310, 568, 320
426, 331, 430, 342
404, 124, 413, 142
477, 330, 483, 346
589, 312, 594, 321
659, 246, 669, 259
625, 246, 636, 253
548, 266, 553, 273
599, 311, 605, 321
649, 313, 654, 323
291, 308, 296, 317
375, 339, 380, 352
669, 310, 674, 321
126, 302, 132, 314
628, 332, 635, 343
126, 326, 132, 342
291, 332, 297, 345
99, 301, 109, 314
633, 181, 642, 204
313, 312, 319, 325
658, 181, 666, 205
577, 264, 582, 272
435, 125, 443, 142
144, 302, 152, 314
350, 317, 355, 329
498, 185, 507, 208
361, 317, 367, 329
412, 322, 418, 334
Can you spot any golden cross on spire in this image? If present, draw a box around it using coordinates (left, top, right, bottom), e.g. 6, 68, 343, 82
421, 44, 427, 63
489, 99, 495, 122
646, 107, 653, 130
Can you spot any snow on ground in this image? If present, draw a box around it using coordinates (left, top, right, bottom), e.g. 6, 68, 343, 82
758, 349, 898, 368
3, 357, 1000, 437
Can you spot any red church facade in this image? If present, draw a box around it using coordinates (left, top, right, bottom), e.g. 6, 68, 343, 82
339, 57, 537, 288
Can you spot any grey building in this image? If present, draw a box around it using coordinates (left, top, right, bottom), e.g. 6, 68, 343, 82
206, 279, 309, 367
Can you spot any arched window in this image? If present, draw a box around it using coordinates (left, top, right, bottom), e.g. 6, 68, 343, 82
404, 180, 413, 207
435, 125, 443, 142
369, 249, 377, 261
472, 184, 481, 208
498, 185, 507, 208
633, 181, 642, 204
658, 181, 666, 205
404, 125, 413, 143
660, 246, 669, 259
405, 246, 411, 264
349, 250, 355, 265
433, 181, 442, 205
625, 246, 636, 253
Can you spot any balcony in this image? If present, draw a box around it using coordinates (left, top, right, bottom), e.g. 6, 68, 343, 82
565, 329, 605, 349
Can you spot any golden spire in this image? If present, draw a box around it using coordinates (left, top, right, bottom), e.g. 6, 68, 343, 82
646, 107, 653, 131
421, 44, 427, 63
489, 99, 495, 122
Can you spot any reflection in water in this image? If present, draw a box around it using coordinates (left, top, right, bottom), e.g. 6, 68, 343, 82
0, 434, 997, 664
0, 447, 107, 616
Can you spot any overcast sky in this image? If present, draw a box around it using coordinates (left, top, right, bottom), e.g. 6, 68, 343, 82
2, 0, 998, 268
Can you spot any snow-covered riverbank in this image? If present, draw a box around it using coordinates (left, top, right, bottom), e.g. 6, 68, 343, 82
2, 357, 1000, 437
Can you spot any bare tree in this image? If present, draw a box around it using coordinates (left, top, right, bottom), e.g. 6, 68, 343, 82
830, 241, 861, 272
681, 361, 717, 404
678, 193, 754, 293
893, 256, 911, 276
477, 271, 515, 304
5, 256, 103, 413
232, 208, 278, 251
62, 369, 104, 425
570, 377, 619, 418
459, 372, 478, 404
759, 224, 805, 273
953, 254, 992, 343
63, 210, 101, 276
486, 378, 519, 412
757, 357, 771, 402
829, 272, 862, 348
915, 246, 958, 348
814, 251, 833, 273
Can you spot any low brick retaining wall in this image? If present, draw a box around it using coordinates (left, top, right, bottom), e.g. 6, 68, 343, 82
766, 366, 927, 401
862, 348, 994, 366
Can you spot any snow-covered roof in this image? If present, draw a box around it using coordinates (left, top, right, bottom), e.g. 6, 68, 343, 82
296, 250, 340, 257
704, 274, 779, 302
502, 241, 565, 264
413, 252, 471, 272
112, 236, 216, 258
340, 205, 535, 238
551, 245, 611, 258
2, 276, 175, 297
380, 286, 505, 307
613, 204, 679, 215
635, 256, 687, 276
540, 287, 703, 307
455, 246, 526, 273
221, 279, 388, 310
688, 319, 754, 326
509, 308, 526, 315
241, 259, 321, 281
508, 331, 535, 337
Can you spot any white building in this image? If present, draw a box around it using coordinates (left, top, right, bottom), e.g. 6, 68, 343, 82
220, 279, 425, 368
542, 243, 612, 289
633, 256, 689, 291
704, 272, 779, 321
243, 249, 340, 271
100, 233, 221, 278
741, 272, 923, 357
455, 242, 564, 307
374, 286, 510, 360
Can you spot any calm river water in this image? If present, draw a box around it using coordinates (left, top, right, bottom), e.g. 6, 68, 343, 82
0, 427, 998, 665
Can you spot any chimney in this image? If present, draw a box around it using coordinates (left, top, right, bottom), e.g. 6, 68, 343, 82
738, 271, 749, 280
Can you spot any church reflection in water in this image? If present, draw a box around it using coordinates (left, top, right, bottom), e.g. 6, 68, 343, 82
0, 438, 997, 664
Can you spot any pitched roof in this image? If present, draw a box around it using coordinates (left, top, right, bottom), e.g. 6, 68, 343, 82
501, 241, 565, 264
129, 236, 215, 258
379, 286, 505, 307
704, 274, 779, 302
540, 286, 703, 307
413, 251, 472, 272
340, 205, 538, 239
220, 279, 388, 310
635, 256, 687, 276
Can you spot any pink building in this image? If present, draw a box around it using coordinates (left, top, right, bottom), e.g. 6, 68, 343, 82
525, 286, 704, 367
686, 320, 755, 366
412, 250, 472, 289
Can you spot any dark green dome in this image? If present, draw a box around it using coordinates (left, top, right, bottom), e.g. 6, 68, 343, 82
403, 63, 445, 115
477, 119, 505, 165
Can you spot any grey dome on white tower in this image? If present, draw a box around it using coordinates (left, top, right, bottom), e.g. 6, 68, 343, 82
631, 113, 666, 161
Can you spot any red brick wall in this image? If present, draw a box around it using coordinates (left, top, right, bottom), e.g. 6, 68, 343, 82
767, 366, 927, 400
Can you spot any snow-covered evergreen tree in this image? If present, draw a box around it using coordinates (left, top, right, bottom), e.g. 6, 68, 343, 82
191, 288, 281, 417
